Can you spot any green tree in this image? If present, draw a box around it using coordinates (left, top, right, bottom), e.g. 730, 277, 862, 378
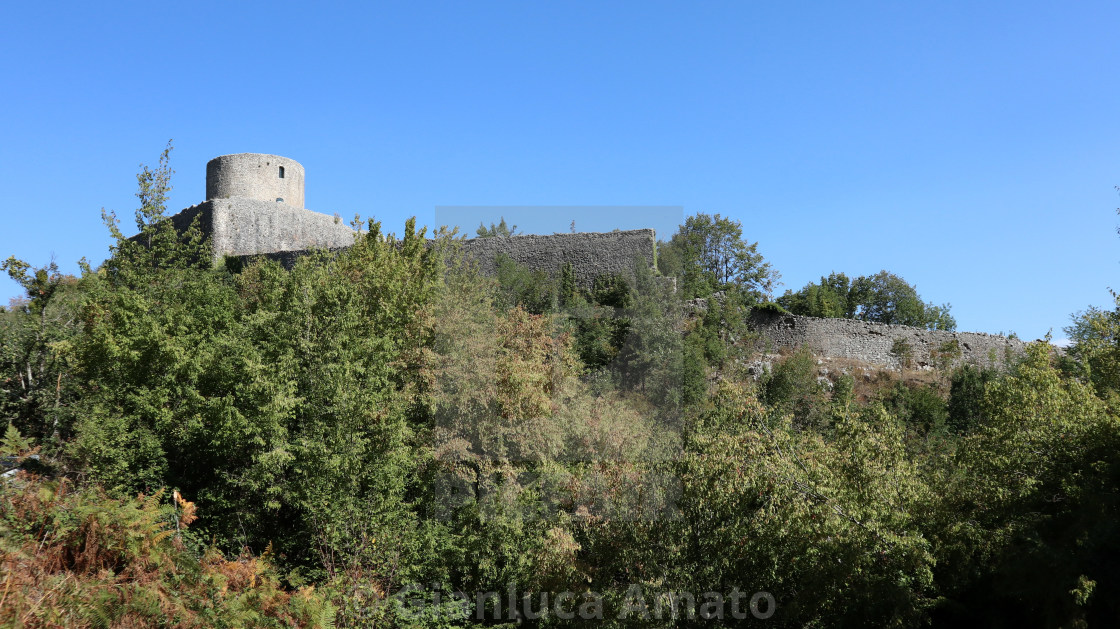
1065, 294, 1120, 402
100, 141, 211, 277
0, 259, 83, 443
934, 343, 1120, 626
877, 380, 949, 435
946, 364, 996, 433
660, 212, 779, 300
777, 272, 854, 318
780, 270, 955, 330
673, 382, 936, 626
493, 253, 555, 314
475, 216, 520, 238
761, 346, 833, 429
850, 270, 955, 330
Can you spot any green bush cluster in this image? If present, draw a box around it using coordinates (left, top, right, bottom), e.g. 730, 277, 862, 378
778, 270, 957, 331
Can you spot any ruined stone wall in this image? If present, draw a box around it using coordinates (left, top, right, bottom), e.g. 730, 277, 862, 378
749, 310, 1030, 370
458, 229, 657, 288
229, 229, 658, 286
171, 199, 359, 263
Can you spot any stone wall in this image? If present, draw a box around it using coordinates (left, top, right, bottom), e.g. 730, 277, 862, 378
749, 309, 1030, 370
232, 229, 659, 288
171, 199, 359, 263
458, 229, 657, 288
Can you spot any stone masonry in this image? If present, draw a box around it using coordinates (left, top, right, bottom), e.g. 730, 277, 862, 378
458, 229, 657, 289
749, 309, 1030, 370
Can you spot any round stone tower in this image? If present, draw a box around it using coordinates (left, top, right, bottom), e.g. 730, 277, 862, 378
205, 153, 305, 208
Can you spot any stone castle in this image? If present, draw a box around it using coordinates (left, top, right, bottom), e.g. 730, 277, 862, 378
172, 153, 656, 289
164, 153, 1028, 370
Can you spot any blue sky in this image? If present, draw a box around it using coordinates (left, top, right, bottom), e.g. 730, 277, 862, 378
2, 1, 1118, 341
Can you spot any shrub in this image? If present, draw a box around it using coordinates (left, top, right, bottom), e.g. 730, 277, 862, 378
0, 470, 334, 628
891, 338, 914, 368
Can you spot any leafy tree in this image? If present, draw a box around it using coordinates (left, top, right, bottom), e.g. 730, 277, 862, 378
935, 343, 1120, 626
779, 269, 955, 331
777, 272, 854, 319
0, 259, 82, 444
63, 147, 448, 587
558, 261, 577, 307
946, 364, 996, 433
850, 270, 955, 330
493, 253, 555, 314
100, 141, 211, 276
609, 260, 684, 400
1065, 294, 1120, 402
761, 346, 833, 429
877, 381, 949, 435
589, 272, 632, 309
659, 212, 779, 300
673, 382, 936, 626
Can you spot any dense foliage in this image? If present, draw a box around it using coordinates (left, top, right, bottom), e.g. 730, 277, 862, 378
657, 212, 778, 301
778, 270, 956, 330
3, 149, 1120, 627
0, 455, 334, 627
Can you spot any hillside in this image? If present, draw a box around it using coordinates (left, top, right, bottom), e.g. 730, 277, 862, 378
3, 156, 1120, 628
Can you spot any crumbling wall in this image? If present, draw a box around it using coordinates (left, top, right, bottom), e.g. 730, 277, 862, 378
171, 200, 359, 264
458, 229, 657, 288
749, 310, 1030, 370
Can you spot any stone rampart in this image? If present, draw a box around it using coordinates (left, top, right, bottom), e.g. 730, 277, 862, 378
236, 229, 659, 288
749, 309, 1030, 370
172, 199, 359, 263
458, 229, 657, 288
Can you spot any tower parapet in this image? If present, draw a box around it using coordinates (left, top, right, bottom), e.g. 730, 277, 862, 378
206, 153, 305, 208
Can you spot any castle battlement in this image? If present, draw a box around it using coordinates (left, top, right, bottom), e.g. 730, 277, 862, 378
167, 154, 657, 288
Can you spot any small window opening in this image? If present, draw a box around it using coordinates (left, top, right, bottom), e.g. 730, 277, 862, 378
278, 166, 285, 179
276, 197, 284, 203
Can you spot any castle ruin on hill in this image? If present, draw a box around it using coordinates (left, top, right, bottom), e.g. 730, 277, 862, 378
163, 153, 1028, 370
171, 153, 656, 289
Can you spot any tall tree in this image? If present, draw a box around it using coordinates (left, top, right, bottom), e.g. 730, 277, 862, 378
660, 212, 779, 300
1065, 294, 1120, 401
850, 271, 955, 330
780, 270, 955, 330
777, 272, 854, 319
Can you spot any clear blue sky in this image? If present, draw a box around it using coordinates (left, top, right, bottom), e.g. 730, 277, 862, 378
3, 1, 1118, 341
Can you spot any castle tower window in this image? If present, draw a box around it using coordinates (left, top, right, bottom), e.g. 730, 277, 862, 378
278, 166, 285, 178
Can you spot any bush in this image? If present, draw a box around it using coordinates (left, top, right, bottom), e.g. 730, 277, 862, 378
947, 365, 996, 433
762, 347, 831, 429
494, 253, 555, 314
754, 301, 790, 315
891, 338, 914, 368
0, 471, 334, 628
878, 381, 949, 435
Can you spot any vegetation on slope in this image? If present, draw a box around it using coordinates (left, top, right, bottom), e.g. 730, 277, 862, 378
3, 147, 1120, 627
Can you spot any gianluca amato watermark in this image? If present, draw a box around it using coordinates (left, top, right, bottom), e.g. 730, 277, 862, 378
388, 583, 775, 622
